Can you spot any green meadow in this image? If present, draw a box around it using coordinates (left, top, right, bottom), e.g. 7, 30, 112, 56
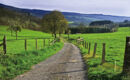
0, 26, 53, 54
68, 27, 130, 80
0, 25, 130, 80
0, 25, 64, 80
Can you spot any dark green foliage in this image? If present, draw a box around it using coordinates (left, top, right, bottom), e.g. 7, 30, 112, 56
0, 7, 41, 30
68, 27, 130, 80
41, 10, 68, 38
70, 21, 118, 33
7, 19, 22, 40
89, 20, 113, 26
70, 27, 116, 34
78, 23, 86, 33
119, 20, 130, 27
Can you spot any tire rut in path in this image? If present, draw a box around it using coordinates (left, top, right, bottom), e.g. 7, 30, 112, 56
14, 43, 88, 80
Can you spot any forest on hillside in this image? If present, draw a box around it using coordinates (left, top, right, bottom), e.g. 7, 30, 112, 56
0, 5, 130, 34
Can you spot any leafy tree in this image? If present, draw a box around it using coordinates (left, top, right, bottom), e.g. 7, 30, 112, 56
42, 10, 68, 38
58, 19, 68, 37
7, 18, 22, 40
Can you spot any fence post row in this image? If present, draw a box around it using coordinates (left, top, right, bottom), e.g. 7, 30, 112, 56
101, 43, 106, 64
123, 36, 130, 74
93, 43, 97, 58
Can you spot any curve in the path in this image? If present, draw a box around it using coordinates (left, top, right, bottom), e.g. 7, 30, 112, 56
14, 43, 88, 80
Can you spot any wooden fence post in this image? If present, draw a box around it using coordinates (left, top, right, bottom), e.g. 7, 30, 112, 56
93, 43, 97, 57
25, 39, 27, 51
101, 43, 106, 64
88, 43, 91, 54
36, 39, 38, 50
3, 35, 6, 54
123, 37, 130, 75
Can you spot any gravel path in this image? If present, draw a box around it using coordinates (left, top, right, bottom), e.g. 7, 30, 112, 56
14, 43, 88, 80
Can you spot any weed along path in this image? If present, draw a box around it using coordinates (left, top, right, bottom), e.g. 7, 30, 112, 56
14, 43, 87, 80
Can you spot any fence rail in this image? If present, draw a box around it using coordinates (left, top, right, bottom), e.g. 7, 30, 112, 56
76, 36, 130, 74
0, 36, 55, 54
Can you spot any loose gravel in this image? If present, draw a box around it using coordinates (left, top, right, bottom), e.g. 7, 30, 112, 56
14, 43, 88, 80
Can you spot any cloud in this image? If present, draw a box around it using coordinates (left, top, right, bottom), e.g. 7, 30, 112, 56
0, 0, 130, 16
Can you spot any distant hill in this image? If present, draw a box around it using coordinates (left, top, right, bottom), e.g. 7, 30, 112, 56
1, 3, 130, 26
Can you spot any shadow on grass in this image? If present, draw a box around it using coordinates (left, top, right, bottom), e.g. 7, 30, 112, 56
88, 73, 123, 80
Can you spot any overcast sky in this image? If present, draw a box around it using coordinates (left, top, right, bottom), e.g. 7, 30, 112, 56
0, 0, 130, 16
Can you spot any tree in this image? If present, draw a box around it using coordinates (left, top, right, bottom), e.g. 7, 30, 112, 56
42, 10, 68, 38
58, 19, 68, 37
7, 20, 15, 36
7, 18, 22, 40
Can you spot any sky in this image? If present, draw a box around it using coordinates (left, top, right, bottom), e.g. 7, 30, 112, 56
0, 0, 130, 17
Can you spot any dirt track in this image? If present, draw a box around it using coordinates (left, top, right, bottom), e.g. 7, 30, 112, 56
14, 43, 88, 80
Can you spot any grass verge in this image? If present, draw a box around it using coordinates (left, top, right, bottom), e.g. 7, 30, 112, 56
0, 42, 63, 80
78, 45, 128, 80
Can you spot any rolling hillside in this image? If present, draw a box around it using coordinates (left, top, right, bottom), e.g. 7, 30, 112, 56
1, 3, 130, 25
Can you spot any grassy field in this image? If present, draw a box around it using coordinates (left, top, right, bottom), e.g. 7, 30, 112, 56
0, 25, 64, 80
68, 27, 130, 80
0, 26, 52, 40
0, 26, 53, 54
0, 25, 130, 80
